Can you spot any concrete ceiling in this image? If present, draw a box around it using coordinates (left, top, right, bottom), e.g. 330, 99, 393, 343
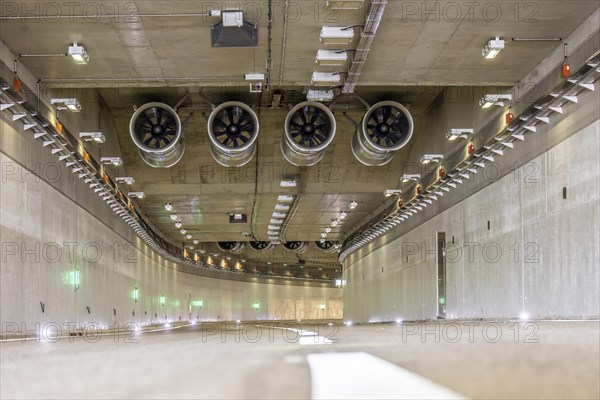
1, 0, 597, 270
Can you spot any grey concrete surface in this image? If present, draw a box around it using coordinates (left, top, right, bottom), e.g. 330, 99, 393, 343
1, 321, 598, 399
344, 118, 600, 322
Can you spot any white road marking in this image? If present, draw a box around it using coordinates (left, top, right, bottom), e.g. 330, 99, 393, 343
306, 352, 465, 400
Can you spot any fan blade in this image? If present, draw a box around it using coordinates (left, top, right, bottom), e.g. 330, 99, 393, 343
382, 106, 391, 124
156, 108, 164, 125
314, 133, 327, 143
142, 112, 154, 127
238, 111, 249, 126
290, 120, 302, 128
239, 122, 254, 132
310, 108, 321, 124
301, 109, 309, 123
214, 119, 228, 130
144, 137, 153, 146
226, 108, 234, 125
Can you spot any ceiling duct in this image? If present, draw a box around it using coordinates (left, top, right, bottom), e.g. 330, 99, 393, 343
248, 241, 276, 252
129, 102, 184, 168
351, 101, 413, 166
207, 101, 259, 167
282, 241, 309, 254
315, 240, 337, 253
211, 11, 258, 48
217, 241, 246, 254
281, 101, 337, 166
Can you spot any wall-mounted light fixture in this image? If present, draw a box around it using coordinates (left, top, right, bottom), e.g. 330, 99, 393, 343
479, 94, 512, 108
384, 189, 402, 197
100, 157, 123, 167
50, 98, 81, 112
128, 192, 145, 199
79, 131, 105, 143
115, 177, 135, 185
446, 128, 473, 141
401, 173, 421, 183
420, 154, 444, 164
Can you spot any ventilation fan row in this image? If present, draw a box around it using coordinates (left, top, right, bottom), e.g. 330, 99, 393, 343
129, 100, 413, 168
217, 240, 338, 254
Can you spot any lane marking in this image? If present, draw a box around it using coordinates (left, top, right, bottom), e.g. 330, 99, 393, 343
306, 352, 465, 399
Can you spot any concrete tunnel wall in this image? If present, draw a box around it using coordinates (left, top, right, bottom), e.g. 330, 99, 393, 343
343, 119, 600, 323
0, 110, 343, 330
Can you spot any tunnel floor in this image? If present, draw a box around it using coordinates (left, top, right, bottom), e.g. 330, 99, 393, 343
1, 320, 598, 399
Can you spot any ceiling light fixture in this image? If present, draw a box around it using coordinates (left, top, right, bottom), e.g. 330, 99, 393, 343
320, 26, 355, 44
79, 131, 105, 143
482, 37, 504, 59
339, 211, 347, 219
50, 98, 81, 112
326, 0, 364, 10
280, 179, 297, 188
349, 201, 358, 209
420, 154, 444, 164
307, 89, 335, 102
325, 227, 332, 233
446, 128, 473, 141
186, 234, 192, 239
175, 222, 182, 228
68, 43, 89, 64
164, 203, 173, 211
170, 214, 179, 221
244, 73, 265, 81
321, 233, 327, 238
180, 229, 187, 235
479, 94, 512, 108
193, 239, 199, 245
331, 219, 339, 227
311, 71, 342, 85
315, 49, 348, 66
277, 195, 295, 203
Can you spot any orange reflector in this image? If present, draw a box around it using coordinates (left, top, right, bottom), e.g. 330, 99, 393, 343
12, 77, 22, 94
416, 185, 423, 195
438, 165, 446, 178
103, 174, 109, 183
468, 142, 475, 156
56, 122, 63, 134
561, 62, 570, 78
505, 111, 514, 124
83, 152, 90, 162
